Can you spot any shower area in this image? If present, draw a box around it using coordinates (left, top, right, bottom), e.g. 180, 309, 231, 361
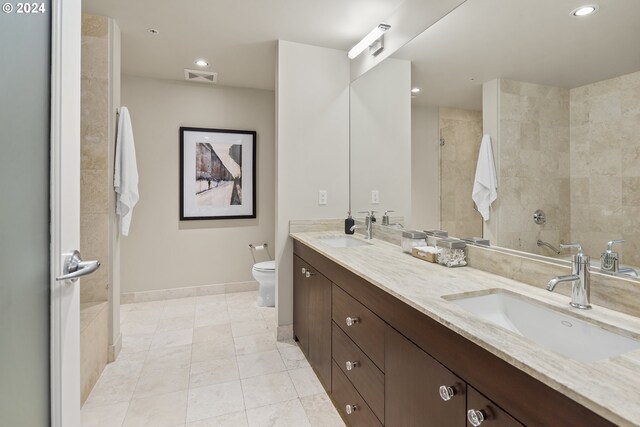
80, 13, 122, 404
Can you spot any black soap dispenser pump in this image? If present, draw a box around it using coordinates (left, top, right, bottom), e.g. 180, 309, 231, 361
345, 212, 355, 235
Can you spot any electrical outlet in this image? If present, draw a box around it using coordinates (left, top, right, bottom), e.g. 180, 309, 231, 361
318, 190, 328, 205
371, 190, 380, 204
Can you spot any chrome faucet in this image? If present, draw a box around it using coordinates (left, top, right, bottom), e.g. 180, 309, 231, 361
350, 211, 376, 239
546, 243, 591, 309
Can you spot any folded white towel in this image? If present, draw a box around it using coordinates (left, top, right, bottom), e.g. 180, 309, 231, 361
472, 134, 498, 221
114, 107, 139, 236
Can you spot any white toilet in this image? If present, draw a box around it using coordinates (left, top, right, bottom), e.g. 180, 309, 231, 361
252, 260, 275, 307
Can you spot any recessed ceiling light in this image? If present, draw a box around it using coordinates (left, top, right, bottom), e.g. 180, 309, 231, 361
194, 59, 209, 67
411, 87, 421, 94
571, 5, 598, 17
147, 28, 159, 35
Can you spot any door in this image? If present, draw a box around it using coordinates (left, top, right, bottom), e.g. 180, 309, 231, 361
385, 325, 466, 427
293, 255, 309, 355
307, 268, 331, 389
1, 0, 83, 426
0, 2, 54, 424
50, 1, 83, 426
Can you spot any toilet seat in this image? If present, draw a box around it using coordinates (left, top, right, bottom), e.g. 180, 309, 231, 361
253, 260, 275, 272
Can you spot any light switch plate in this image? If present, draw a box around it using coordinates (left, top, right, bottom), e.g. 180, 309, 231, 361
318, 190, 328, 205
371, 190, 380, 204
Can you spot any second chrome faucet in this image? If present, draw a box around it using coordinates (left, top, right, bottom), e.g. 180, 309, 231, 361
546, 243, 591, 309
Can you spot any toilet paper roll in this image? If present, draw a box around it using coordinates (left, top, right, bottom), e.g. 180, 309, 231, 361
253, 245, 265, 251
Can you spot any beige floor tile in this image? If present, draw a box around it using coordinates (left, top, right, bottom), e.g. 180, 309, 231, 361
150, 328, 193, 350
144, 344, 192, 371
189, 357, 239, 388
195, 302, 227, 317
237, 350, 286, 379
85, 372, 138, 404
231, 319, 269, 338
186, 411, 248, 426
157, 315, 195, 332
288, 367, 325, 398
134, 366, 190, 398
300, 394, 346, 427
278, 346, 309, 370
191, 340, 236, 363
194, 310, 231, 328
121, 320, 159, 336
123, 390, 188, 427
196, 294, 227, 305
241, 372, 298, 410
121, 333, 154, 354
234, 333, 278, 356
81, 401, 130, 427
186, 381, 245, 422
193, 323, 233, 344
227, 307, 264, 322
246, 399, 312, 427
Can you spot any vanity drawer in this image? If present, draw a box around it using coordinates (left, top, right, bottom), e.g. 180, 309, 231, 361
467, 387, 524, 427
332, 284, 385, 370
332, 361, 383, 427
332, 323, 384, 423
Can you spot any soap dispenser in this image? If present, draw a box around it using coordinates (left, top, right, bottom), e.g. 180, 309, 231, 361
345, 212, 355, 235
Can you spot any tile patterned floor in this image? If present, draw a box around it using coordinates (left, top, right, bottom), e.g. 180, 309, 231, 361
81, 291, 346, 427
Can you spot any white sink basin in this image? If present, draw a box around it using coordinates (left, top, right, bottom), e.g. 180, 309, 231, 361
446, 290, 640, 362
319, 236, 371, 248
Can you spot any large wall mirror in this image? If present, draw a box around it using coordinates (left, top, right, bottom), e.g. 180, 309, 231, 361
350, 0, 640, 279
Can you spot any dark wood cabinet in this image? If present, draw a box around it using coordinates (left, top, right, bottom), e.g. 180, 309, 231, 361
466, 387, 524, 427
293, 240, 616, 427
333, 323, 384, 423
293, 255, 309, 356
386, 325, 466, 427
307, 265, 332, 388
332, 361, 383, 427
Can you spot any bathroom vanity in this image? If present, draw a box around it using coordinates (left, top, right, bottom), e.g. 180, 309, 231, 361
290, 232, 640, 427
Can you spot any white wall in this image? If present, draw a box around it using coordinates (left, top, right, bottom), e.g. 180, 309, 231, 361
350, 58, 411, 218
411, 106, 440, 229
120, 76, 275, 293
276, 41, 350, 326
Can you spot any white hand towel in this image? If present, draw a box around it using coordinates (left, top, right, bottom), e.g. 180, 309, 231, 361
472, 134, 498, 221
114, 107, 139, 236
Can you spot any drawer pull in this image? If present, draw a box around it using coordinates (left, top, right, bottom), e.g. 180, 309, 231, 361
301, 267, 306, 275
345, 316, 360, 326
345, 360, 359, 371
467, 409, 486, 426
345, 404, 358, 415
305, 270, 315, 278
438, 385, 456, 401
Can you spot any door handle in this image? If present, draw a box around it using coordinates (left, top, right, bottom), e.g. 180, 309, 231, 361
56, 250, 100, 282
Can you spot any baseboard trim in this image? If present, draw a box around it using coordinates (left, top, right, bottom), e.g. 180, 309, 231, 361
277, 324, 293, 341
108, 333, 121, 363
121, 280, 259, 304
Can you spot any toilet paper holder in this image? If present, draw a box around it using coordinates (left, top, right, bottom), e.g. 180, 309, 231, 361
249, 243, 272, 263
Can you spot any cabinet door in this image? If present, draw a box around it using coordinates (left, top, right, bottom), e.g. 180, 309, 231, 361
466, 387, 524, 427
386, 326, 466, 427
307, 267, 332, 389
293, 255, 309, 356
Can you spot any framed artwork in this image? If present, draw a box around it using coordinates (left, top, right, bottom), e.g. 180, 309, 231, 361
180, 127, 256, 220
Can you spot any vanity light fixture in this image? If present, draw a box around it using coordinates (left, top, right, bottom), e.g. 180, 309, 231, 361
347, 24, 391, 59
194, 59, 209, 67
571, 5, 598, 17
411, 87, 421, 93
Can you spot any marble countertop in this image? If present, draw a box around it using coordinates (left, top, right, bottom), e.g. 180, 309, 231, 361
290, 231, 640, 427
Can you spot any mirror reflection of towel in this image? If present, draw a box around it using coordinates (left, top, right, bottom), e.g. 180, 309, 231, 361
114, 106, 139, 236
472, 134, 497, 221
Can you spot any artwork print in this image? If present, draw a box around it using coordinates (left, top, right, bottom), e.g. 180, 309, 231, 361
180, 127, 256, 220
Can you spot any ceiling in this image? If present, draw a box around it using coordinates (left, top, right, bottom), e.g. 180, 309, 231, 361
394, 0, 640, 109
82, 0, 407, 90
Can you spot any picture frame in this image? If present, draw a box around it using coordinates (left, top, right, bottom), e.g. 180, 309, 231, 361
179, 127, 256, 220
